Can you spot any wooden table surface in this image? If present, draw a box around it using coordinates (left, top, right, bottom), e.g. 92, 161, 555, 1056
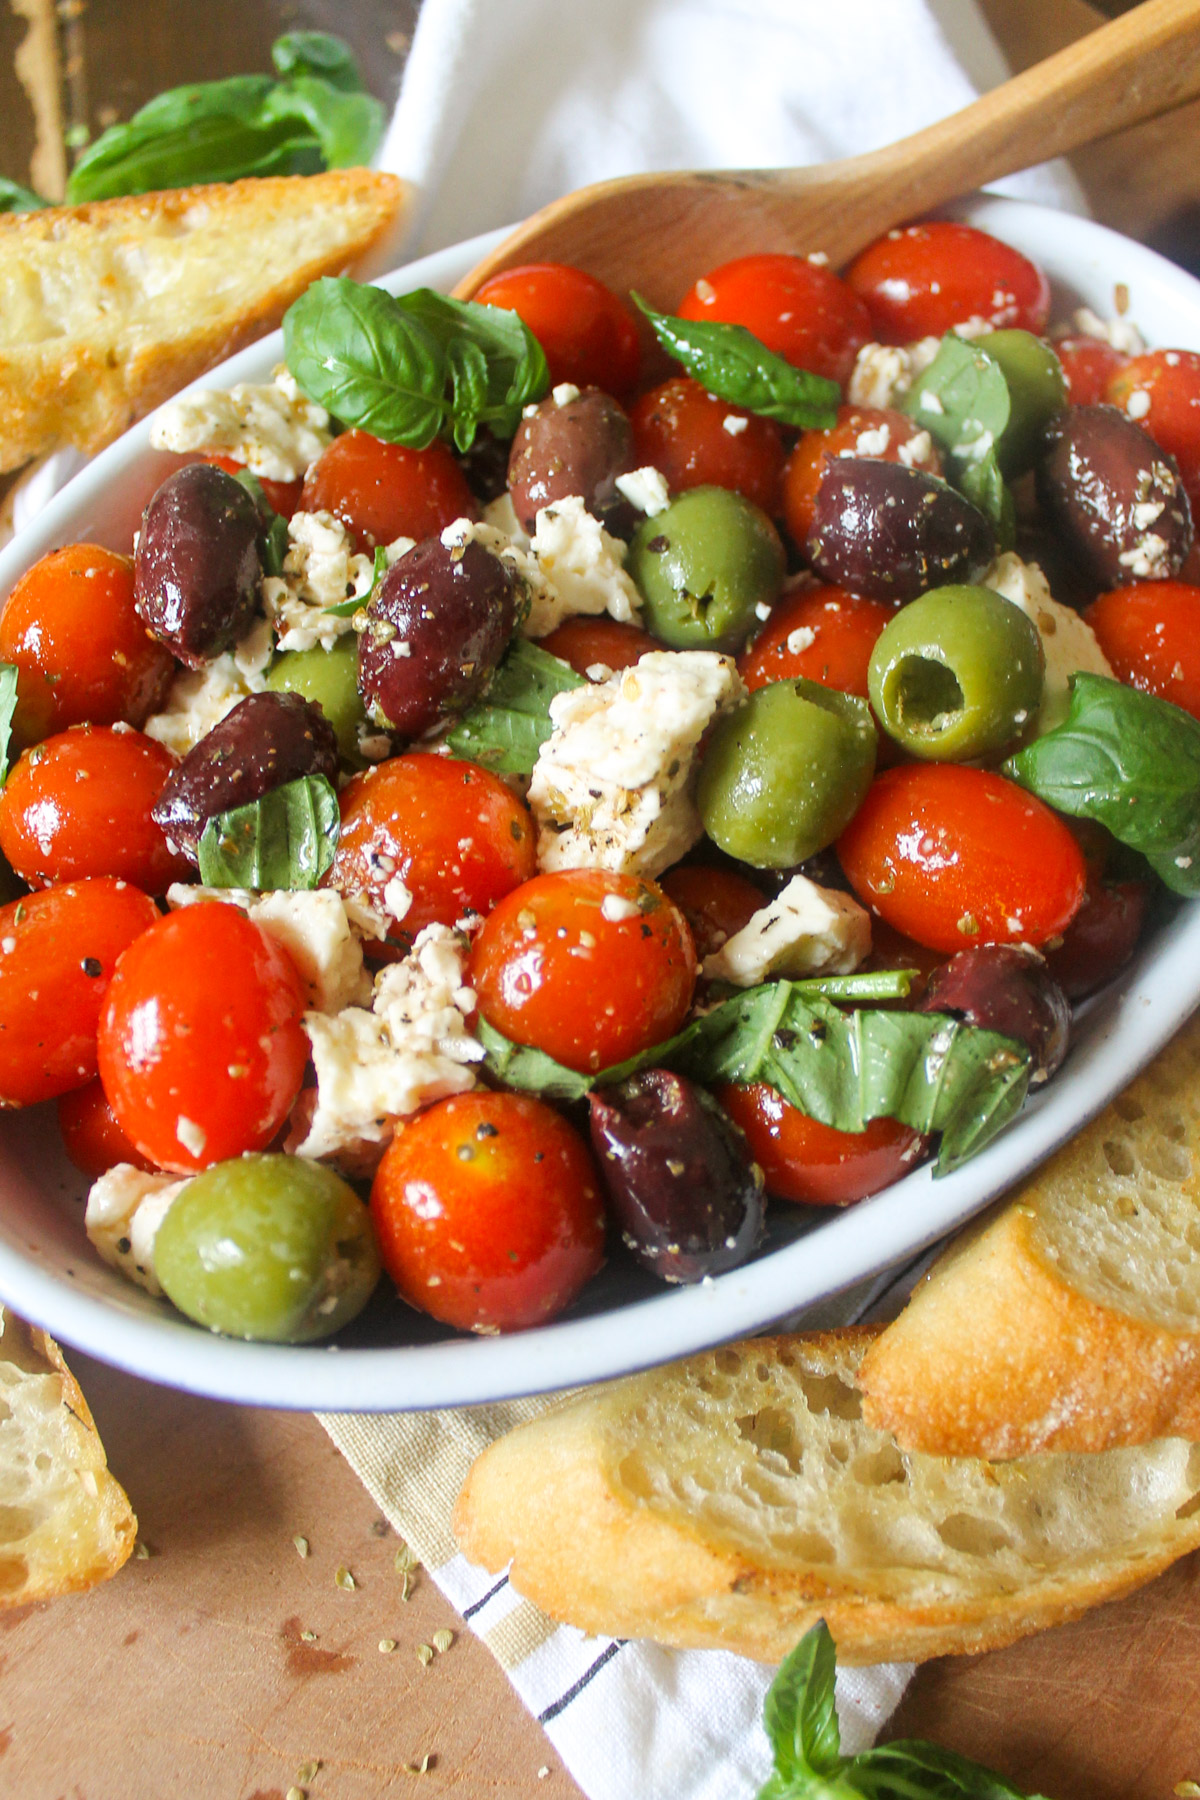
4, 3, 1200, 1797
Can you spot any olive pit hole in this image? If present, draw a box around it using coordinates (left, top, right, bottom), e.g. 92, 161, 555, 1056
887, 654, 965, 737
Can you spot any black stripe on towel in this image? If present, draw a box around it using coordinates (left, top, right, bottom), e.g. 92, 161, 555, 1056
463, 1574, 510, 1619
538, 1640, 626, 1724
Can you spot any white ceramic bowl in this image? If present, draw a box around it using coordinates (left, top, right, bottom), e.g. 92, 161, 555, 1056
1, 197, 1199, 1411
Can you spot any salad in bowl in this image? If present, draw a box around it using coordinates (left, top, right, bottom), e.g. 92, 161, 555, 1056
1, 195, 1199, 1410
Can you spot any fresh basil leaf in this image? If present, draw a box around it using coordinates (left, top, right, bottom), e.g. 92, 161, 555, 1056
851, 1741, 1047, 1800
446, 336, 493, 452
901, 333, 1015, 537
228, 468, 290, 576
398, 288, 550, 442
0, 665, 19, 783
634, 293, 840, 430
764, 1621, 842, 1784
260, 77, 384, 169
476, 1017, 595, 1102
271, 31, 365, 93
1005, 672, 1200, 896
284, 278, 449, 448
196, 774, 339, 891
0, 176, 48, 213
446, 639, 585, 775
324, 543, 390, 618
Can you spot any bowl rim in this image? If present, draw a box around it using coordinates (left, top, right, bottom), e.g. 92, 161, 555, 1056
2, 197, 1200, 1412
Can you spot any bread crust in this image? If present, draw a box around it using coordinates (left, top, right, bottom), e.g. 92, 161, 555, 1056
0, 169, 407, 473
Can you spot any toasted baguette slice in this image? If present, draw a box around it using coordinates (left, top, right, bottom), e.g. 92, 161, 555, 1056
0, 1305, 137, 1603
454, 1329, 1200, 1665
859, 1008, 1200, 1458
0, 169, 407, 473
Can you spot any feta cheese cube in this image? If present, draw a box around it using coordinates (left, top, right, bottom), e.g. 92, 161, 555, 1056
143, 649, 269, 758
86, 1165, 188, 1296
149, 366, 332, 482
445, 499, 643, 639
702, 875, 872, 986
615, 465, 671, 517
983, 552, 1113, 736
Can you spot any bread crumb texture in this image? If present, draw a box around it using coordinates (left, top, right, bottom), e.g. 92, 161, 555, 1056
454, 1329, 1200, 1664
0, 1305, 136, 1604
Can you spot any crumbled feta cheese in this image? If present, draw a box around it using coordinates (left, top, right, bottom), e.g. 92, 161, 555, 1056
722, 414, 750, 436
600, 892, 641, 923
950, 315, 996, 340
482, 490, 530, 547
529, 650, 746, 878
615, 465, 671, 516
848, 342, 912, 409
786, 625, 816, 655
1125, 388, 1152, 421
292, 924, 484, 1163
983, 552, 1112, 736
444, 499, 643, 639
143, 650, 268, 758
1119, 532, 1172, 579
86, 1165, 188, 1296
261, 511, 411, 655
897, 428, 934, 468
233, 615, 274, 684
848, 422, 890, 458
167, 884, 375, 1012
1068, 306, 1146, 356
175, 1115, 207, 1159
703, 874, 872, 986
552, 382, 582, 407
149, 366, 332, 482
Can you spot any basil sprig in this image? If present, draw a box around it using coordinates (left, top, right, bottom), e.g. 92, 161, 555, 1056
196, 774, 339, 891
66, 33, 382, 203
901, 333, 1015, 542
757, 1622, 1045, 1799
1006, 671, 1200, 895
481, 976, 1030, 1176
0, 177, 48, 214
633, 294, 840, 431
283, 281, 550, 453
446, 639, 585, 775
0, 664, 20, 782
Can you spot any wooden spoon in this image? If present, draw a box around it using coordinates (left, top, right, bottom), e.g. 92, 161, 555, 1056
453, 0, 1200, 308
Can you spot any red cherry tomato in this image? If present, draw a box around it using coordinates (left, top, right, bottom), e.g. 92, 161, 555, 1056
370, 1089, 606, 1333
58, 1077, 155, 1178
300, 431, 478, 552
0, 544, 174, 747
1085, 581, 1200, 719
200, 454, 304, 519
475, 263, 641, 398
629, 378, 785, 513
332, 753, 536, 939
538, 615, 657, 678
98, 903, 308, 1174
845, 222, 1050, 344
717, 1082, 926, 1206
739, 585, 898, 698
1054, 335, 1129, 406
1106, 350, 1200, 508
677, 254, 870, 387
469, 869, 696, 1072
660, 863, 765, 962
0, 878, 158, 1106
1045, 876, 1150, 1001
837, 765, 1087, 954
781, 405, 942, 547
0, 727, 188, 895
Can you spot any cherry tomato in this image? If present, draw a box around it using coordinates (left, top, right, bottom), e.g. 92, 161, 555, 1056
371, 1089, 605, 1333
200, 454, 304, 519
0, 544, 174, 747
739, 585, 898, 698
660, 863, 765, 962
300, 431, 478, 552
837, 764, 1087, 954
0, 727, 188, 895
58, 1077, 154, 1178
1054, 335, 1129, 406
845, 222, 1051, 344
629, 378, 785, 513
332, 753, 536, 938
677, 254, 870, 387
469, 869, 696, 1072
1044, 876, 1150, 1000
474, 263, 641, 397
1106, 350, 1200, 507
717, 1082, 926, 1206
861, 916, 946, 993
0, 878, 158, 1107
538, 614, 656, 677
781, 405, 942, 547
98, 902, 308, 1174
1085, 581, 1200, 718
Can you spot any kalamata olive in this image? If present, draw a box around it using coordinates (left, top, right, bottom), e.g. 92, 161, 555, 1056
152, 689, 339, 861
1036, 404, 1194, 588
918, 944, 1070, 1081
805, 458, 995, 602
134, 464, 262, 666
457, 425, 512, 504
357, 535, 517, 738
588, 1069, 765, 1282
508, 386, 636, 535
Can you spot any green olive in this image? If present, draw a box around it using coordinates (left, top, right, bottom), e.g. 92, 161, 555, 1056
868, 584, 1044, 762
154, 1154, 380, 1343
266, 636, 367, 764
626, 486, 785, 652
983, 330, 1067, 477
697, 680, 877, 868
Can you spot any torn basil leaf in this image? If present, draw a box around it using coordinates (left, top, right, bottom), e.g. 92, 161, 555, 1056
632, 293, 840, 431
446, 639, 585, 776
0, 664, 20, 783
196, 774, 339, 891
901, 332, 1015, 542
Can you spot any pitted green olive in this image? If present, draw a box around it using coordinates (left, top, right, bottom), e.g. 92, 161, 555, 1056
867, 584, 1044, 762
266, 635, 368, 764
626, 486, 785, 652
696, 679, 877, 868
